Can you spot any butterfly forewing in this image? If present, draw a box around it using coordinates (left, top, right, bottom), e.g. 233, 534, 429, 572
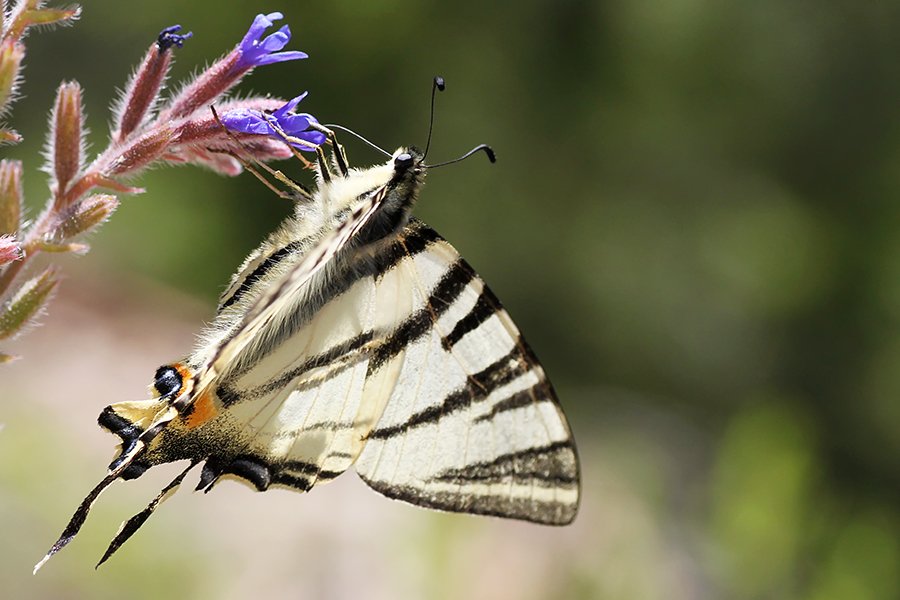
354, 220, 579, 525
205, 188, 385, 381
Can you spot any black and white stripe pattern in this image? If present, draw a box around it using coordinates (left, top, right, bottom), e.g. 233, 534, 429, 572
43, 139, 580, 569
202, 219, 578, 524
355, 222, 578, 525
189, 144, 579, 523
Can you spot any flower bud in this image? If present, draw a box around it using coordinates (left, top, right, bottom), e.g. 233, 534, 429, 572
0, 39, 24, 117
46, 194, 119, 242
51, 81, 84, 197
6, 2, 81, 40
33, 241, 88, 254
0, 129, 22, 144
0, 267, 60, 341
0, 159, 22, 235
106, 125, 176, 175
114, 25, 191, 142
33, 240, 90, 254
0, 234, 21, 266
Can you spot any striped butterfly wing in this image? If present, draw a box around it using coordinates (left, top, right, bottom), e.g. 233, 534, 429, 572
34, 180, 400, 570
193, 215, 580, 526
184, 186, 399, 491
37, 144, 580, 572
195, 274, 383, 491
355, 219, 580, 525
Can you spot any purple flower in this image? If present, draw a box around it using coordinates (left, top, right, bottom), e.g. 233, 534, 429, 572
222, 93, 326, 150
236, 12, 307, 68
157, 25, 193, 53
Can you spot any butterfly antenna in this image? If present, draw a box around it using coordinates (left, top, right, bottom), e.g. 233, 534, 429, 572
423, 76, 445, 161
322, 124, 391, 157
426, 144, 497, 169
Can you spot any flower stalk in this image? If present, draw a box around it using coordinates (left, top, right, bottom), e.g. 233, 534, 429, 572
0, 6, 325, 357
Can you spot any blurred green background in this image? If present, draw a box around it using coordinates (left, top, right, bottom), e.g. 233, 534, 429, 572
2, 0, 900, 598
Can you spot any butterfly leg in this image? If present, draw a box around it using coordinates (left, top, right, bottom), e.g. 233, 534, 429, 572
307, 122, 349, 177
209, 106, 314, 201
315, 144, 333, 182
209, 147, 312, 201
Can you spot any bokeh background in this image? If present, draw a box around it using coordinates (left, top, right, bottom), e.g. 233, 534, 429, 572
2, 1, 899, 598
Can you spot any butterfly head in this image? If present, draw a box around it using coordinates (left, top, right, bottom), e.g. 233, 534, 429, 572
390, 146, 426, 188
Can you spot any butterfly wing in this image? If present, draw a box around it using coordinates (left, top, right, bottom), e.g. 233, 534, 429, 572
36, 175, 403, 572
98, 174, 578, 524
355, 219, 580, 525
97, 183, 393, 488
40, 135, 580, 571
195, 272, 384, 491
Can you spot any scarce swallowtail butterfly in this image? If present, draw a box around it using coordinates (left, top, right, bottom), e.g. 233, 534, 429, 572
37, 92, 580, 571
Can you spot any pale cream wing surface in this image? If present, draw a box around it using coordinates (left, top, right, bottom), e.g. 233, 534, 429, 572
355, 220, 579, 525
213, 274, 382, 490
215, 240, 420, 490
204, 190, 384, 381
188, 187, 396, 491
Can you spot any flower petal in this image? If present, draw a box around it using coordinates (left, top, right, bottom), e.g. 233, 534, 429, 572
237, 13, 308, 68
221, 94, 325, 150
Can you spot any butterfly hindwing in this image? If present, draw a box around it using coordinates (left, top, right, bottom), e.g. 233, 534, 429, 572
182, 177, 394, 491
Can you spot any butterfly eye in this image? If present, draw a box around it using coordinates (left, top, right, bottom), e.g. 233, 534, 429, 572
394, 152, 414, 169
153, 366, 183, 399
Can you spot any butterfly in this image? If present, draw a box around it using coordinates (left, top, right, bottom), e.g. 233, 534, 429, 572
36, 114, 580, 572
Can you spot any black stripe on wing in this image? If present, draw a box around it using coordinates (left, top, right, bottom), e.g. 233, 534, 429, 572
373, 218, 440, 275
358, 440, 579, 525
365, 257, 559, 441
220, 240, 302, 310
369, 255, 478, 373
221, 219, 444, 381
353, 218, 569, 442
357, 220, 580, 525
367, 346, 534, 440
218, 200, 427, 314
444, 290, 496, 348
217, 330, 375, 407
429, 441, 579, 487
